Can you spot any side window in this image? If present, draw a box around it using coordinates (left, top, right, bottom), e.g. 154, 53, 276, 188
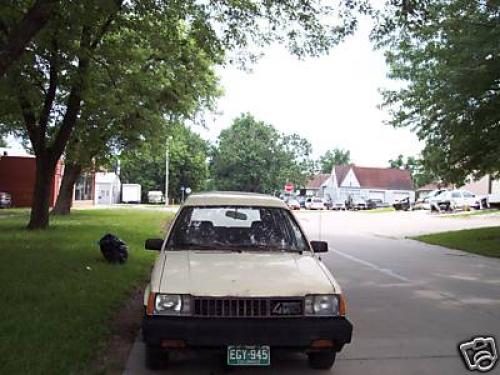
463, 191, 475, 198
283, 211, 309, 252
452, 191, 461, 198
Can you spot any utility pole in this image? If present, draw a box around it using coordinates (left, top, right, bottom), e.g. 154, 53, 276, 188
165, 136, 172, 206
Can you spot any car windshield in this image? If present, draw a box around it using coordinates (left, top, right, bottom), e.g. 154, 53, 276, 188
166, 206, 309, 252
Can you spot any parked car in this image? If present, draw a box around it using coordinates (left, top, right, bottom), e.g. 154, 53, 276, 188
488, 194, 500, 209
366, 198, 384, 210
346, 196, 366, 210
415, 189, 447, 210
148, 190, 165, 204
0, 191, 12, 208
305, 197, 313, 210
323, 197, 333, 210
142, 192, 353, 370
430, 189, 484, 212
287, 198, 301, 210
332, 199, 346, 210
393, 197, 412, 211
298, 196, 306, 209
310, 197, 326, 210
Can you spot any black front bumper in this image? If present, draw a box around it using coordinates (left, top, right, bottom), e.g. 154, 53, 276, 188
142, 315, 353, 351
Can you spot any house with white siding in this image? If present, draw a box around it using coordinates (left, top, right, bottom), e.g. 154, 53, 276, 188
321, 165, 415, 204
304, 173, 331, 196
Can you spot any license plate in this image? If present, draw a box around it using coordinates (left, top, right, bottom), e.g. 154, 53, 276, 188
227, 345, 270, 366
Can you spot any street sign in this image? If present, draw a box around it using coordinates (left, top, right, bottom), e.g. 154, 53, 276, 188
284, 183, 294, 192
185, 187, 192, 195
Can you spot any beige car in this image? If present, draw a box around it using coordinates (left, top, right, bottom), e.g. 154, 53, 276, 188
142, 192, 353, 370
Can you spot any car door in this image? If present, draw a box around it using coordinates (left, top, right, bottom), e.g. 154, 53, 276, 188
462, 191, 477, 208
451, 191, 464, 209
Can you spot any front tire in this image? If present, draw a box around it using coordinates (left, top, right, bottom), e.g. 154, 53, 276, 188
308, 351, 336, 370
145, 345, 169, 370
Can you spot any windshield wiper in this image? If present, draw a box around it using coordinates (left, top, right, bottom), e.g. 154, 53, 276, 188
172, 243, 219, 250
172, 243, 243, 251
238, 244, 301, 253
171, 243, 301, 253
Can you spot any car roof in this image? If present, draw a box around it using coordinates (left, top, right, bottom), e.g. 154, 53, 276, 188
183, 191, 289, 209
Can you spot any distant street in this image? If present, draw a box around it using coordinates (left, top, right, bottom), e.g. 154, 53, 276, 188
124, 210, 500, 375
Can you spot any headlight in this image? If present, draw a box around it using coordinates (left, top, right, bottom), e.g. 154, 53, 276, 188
305, 294, 342, 316
152, 294, 191, 316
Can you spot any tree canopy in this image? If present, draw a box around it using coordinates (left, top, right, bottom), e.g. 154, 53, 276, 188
0, 0, 57, 76
210, 113, 314, 193
120, 123, 209, 203
1, 0, 370, 228
376, 0, 500, 184
388, 154, 436, 188
318, 148, 351, 173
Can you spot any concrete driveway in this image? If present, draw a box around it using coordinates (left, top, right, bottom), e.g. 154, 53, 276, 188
124, 210, 500, 375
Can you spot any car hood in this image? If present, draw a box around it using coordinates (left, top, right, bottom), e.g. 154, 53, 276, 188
155, 251, 336, 297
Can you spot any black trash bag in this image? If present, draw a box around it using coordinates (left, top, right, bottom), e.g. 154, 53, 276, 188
99, 233, 128, 264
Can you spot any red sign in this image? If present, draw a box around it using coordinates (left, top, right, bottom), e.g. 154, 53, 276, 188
284, 183, 294, 192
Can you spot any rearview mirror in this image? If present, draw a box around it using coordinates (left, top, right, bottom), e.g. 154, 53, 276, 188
310, 241, 328, 253
145, 238, 163, 251
225, 210, 247, 221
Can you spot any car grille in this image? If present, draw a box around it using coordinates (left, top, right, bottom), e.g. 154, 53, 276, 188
192, 297, 303, 318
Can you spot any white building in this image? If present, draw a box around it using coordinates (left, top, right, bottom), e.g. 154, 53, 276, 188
95, 172, 121, 205
304, 174, 331, 197
322, 165, 415, 204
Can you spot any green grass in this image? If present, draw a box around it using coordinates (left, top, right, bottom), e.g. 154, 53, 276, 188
0, 207, 30, 216
441, 209, 500, 218
413, 226, 500, 258
361, 207, 395, 213
0, 209, 172, 374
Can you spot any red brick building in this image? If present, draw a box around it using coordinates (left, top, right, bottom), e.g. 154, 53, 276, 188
0, 155, 63, 207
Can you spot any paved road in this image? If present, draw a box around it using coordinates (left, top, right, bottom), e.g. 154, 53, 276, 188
124, 211, 500, 374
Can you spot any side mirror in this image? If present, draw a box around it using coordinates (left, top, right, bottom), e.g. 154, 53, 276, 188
145, 238, 164, 251
311, 241, 328, 253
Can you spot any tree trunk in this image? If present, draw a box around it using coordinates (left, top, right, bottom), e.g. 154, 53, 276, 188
52, 162, 82, 215
27, 155, 56, 229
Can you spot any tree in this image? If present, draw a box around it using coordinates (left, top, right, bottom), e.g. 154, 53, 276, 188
375, 0, 500, 185
388, 154, 436, 188
0, 1, 127, 228
0, 0, 57, 76
279, 134, 316, 188
211, 113, 314, 193
318, 148, 351, 173
120, 124, 209, 203
388, 154, 406, 169
0, 0, 369, 229
52, 11, 221, 215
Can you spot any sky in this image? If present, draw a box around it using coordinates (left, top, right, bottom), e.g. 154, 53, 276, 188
197, 19, 423, 168
4, 16, 423, 166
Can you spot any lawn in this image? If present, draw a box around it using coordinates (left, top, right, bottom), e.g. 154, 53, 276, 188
414, 226, 500, 258
441, 209, 500, 218
0, 209, 171, 374
361, 207, 395, 214
0, 207, 30, 216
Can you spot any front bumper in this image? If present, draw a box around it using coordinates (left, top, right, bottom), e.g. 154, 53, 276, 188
142, 315, 353, 351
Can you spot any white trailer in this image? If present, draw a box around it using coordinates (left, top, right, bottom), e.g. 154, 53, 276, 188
122, 184, 141, 203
